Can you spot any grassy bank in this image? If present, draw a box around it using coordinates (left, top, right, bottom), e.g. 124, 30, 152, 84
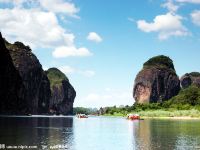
103, 109, 200, 118
136, 109, 200, 118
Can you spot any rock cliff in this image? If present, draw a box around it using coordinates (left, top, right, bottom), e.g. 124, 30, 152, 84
180, 72, 200, 88
46, 68, 76, 115
4, 36, 51, 114
0, 32, 76, 115
0, 33, 27, 114
133, 55, 180, 103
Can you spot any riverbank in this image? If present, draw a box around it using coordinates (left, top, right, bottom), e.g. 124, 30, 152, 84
103, 109, 200, 119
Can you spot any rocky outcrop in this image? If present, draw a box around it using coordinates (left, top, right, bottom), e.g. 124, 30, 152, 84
0, 32, 76, 115
0, 33, 27, 114
180, 72, 200, 88
4, 37, 51, 114
46, 68, 76, 115
133, 55, 180, 103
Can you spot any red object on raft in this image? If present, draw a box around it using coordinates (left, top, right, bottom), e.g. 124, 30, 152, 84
127, 114, 140, 120
79, 115, 88, 118
77, 114, 88, 118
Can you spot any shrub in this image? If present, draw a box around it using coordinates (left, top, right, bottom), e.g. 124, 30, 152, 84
143, 55, 175, 71
188, 72, 200, 77
171, 85, 200, 105
46, 68, 68, 88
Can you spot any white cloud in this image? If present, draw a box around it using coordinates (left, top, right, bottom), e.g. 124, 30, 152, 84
191, 10, 200, 26
176, 0, 200, 4
52, 46, 92, 58
0, 0, 29, 7
87, 32, 102, 43
0, 4, 76, 48
0, 8, 72, 48
58, 66, 75, 74
0, 0, 93, 58
58, 65, 95, 77
0, 0, 79, 17
105, 88, 112, 92
137, 13, 189, 40
39, 0, 79, 18
162, 0, 179, 13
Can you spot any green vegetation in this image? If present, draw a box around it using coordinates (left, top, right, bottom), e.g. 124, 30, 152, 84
143, 55, 175, 71
73, 107, 98, 115
135, 109, 200, 118
4, 39, 31, 51
13, 41, 31, 50
186, 72, 200, 77
170, 85, 200, 105
46, 68, 68, 88
103, 103, 200, 118
103, 85, 200, 118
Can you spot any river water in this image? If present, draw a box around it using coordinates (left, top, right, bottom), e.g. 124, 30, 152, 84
0, 116, 200, 150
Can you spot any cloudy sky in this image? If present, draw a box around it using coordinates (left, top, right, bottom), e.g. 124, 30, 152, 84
0, 0, 200, 108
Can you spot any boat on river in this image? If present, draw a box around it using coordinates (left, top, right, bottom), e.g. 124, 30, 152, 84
127, 114, 140, 120
77, 114, 88, 118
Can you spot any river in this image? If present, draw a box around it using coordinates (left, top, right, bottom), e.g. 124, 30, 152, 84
0, 116, 200, 150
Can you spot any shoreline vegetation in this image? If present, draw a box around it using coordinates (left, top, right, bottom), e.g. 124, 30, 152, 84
74, 105, 200, 119
100, 102, 200, 119
103, 109, 200, 119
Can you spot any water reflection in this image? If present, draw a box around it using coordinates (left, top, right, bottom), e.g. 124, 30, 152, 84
0, 117, 200, 150
0, 116, 74, 149
133, 119, 200, 150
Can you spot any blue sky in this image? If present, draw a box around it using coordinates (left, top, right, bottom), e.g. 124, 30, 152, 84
0, 0, 200, 108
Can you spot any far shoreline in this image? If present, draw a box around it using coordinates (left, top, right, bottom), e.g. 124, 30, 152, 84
1, 114, 200, 120
103, 115, 200, 120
